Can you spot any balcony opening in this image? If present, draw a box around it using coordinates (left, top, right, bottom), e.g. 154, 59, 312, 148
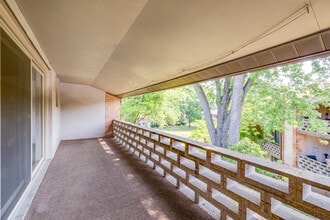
117, 56, 330, 219
120, 56, 330, 173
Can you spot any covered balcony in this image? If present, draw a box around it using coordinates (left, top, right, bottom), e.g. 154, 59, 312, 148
1, 0, 330, 219
23, 122, 330, 220
262, 142, 281, 161
24, 138, 213, 220
299, 118, 330, 139
295, 106, 330, 175
297, 154, 330, 177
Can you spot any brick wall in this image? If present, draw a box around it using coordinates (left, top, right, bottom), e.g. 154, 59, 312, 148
296, 132, 307, 154
105, 93, 120, 136
293, 130, 307, 166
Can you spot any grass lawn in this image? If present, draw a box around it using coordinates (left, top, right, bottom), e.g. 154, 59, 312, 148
156, 126, 195, 138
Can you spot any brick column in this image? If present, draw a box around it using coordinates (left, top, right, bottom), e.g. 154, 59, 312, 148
105, 93, 120, 136
294, 131, 307, 167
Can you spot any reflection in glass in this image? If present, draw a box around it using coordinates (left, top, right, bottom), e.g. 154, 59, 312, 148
1, 29, 31, 219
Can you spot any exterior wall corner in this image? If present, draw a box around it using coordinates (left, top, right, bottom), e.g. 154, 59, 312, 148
105, 93, 120, 136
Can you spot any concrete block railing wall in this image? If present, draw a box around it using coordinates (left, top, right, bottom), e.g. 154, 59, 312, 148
299, 118, 330, 138
297, 154, 330, 177
262, 142, 281, 160
113, 120, 330, 220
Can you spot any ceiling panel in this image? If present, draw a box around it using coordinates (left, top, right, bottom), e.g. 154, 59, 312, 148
15, 0, 148, 85
294, 36, 325, 56
10, 0, 330, 97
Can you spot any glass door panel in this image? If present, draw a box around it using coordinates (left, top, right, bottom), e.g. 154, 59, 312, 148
32, 67, 43, 170
1, 29, 31, 219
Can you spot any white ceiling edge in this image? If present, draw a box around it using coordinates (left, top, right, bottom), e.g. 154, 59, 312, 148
117, 28, 330, 98
6, 0, 52, 71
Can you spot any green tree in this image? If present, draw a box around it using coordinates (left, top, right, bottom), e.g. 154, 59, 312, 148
188, 120, 211, 143
120, 90, 180, 127
121, 86, 203, 128
228, 138, 267, 158
194, 75, 252, 148
242, 58, 330, 138
178, 86, 203, 127
193, 57, 330, 148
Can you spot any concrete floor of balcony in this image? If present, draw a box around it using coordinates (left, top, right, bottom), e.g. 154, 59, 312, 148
25, 137, 213, 220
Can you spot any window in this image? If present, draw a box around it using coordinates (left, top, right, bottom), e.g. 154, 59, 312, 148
1, 29, 31, 219
32, 67, 44, 170
274, 131, 281, 146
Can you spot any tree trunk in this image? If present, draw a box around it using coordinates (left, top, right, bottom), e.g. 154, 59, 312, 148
216, 78, 231, 148
194, 75, 251, 148
227, 75, 245, 146
193, 84, 217, 145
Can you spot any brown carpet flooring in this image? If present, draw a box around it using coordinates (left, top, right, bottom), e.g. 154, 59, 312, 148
25, 137, 213, 220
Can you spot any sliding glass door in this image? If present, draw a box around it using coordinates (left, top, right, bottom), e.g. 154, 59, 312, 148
32, 67, 44, 170
1, 29, 31, 219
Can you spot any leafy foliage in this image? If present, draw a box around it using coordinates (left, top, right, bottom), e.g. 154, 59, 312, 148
242, 58, 330, 137
121, 86, 203, 128
228, 138, 267, 158
178, 86, 203, 126
120, 91, 180, 127
188, 120, 211, 143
